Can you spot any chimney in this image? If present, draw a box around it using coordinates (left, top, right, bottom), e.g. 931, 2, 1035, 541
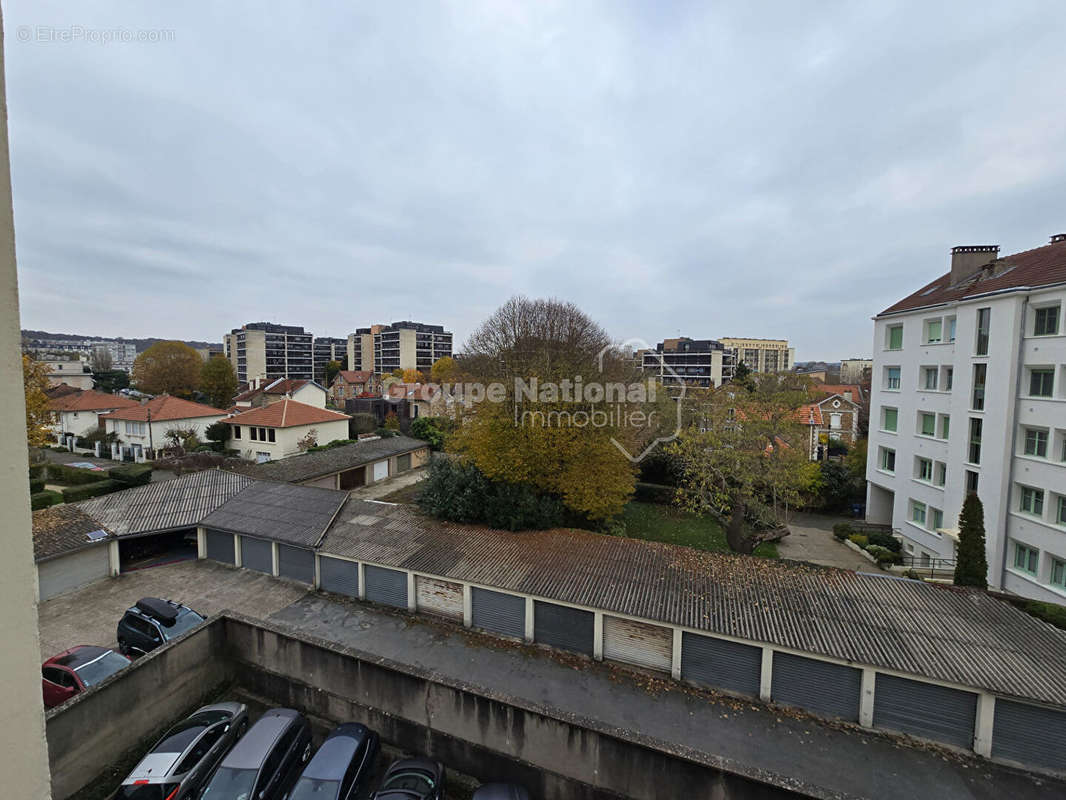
1051, 234, 1066, 244
950, 245, 999, 285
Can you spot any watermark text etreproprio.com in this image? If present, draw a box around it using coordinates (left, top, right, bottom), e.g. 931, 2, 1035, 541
17, 25, 175, 45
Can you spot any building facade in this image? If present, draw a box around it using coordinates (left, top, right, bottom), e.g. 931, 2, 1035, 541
642, 338, 735, 388
225, 322, 313, 384
25, 338, 137, 372
373, 321, 452, 375
225, 399, 351, 461
840, 358, 873, 385
346, 327, 378, 373
312, 337, 348, 384
866, 236, 1066, 602
719, 337, 795, 373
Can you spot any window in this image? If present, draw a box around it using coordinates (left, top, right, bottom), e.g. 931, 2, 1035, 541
886, 367, 901, 390
943, 366, 953, 390
1034, 305, 1060, 336
1029, 368, 1055, 398
924, 318, 942, 344
910, 500, 927, 526
916, 457, 933, 482
1014, 543, 1039, 575
886, 325, 903, 350
972, 364, 986, 410
934, 462, 947, 487
124, 421, 146, 436
267, 429, 276, 443
975, 308, 990, 355
965, 470, 979, 493
250, 427, 258, 441
880, 447, 896, 473
946, 316, 957, 342
930, 507, 944, 530
1020, 486, 1044, 516
923, 367, 939, 390
830, 413, 842, 430
1051, 557, 1066, 589
969, 418, 982, 464
1023, 428, 1049, 458
1059, 497, 1066, 526
233, 426, 241, 440
939, 414, 950, 439
882, 407, 898, 432
919, 412, 936, 437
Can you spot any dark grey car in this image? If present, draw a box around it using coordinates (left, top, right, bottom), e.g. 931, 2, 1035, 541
197, 708, 312, 800
113, 702, 249, 800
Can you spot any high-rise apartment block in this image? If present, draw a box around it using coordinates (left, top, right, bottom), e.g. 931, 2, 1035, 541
719, 337, 794, 373
866, 235, 1066, 601
225, 322, 313, 384
312, 337, 348, 383
372, 321, 453, 375
642, 338, 735, 388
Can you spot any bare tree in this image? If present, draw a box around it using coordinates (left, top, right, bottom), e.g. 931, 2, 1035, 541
90, 346, 113, 372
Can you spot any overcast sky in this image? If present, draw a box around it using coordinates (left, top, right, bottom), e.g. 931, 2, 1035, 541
6, 1, 1065, 359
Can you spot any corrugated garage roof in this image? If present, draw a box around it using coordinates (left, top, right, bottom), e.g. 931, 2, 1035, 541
32, 505, 113, 562
320, 500, 1066, 708
229, 435, 428, 484
77, 469, 253, 536
200, 481, 348, 547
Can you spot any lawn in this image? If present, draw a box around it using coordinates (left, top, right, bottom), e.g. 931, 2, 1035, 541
620, 501, 779, 558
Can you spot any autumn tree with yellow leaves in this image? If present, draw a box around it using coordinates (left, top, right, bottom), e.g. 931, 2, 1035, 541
23, 354, 53, 447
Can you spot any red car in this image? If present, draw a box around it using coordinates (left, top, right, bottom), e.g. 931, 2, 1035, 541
41, 645, 130, 709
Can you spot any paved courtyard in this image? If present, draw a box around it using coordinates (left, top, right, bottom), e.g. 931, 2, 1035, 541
777, 511, 872, 570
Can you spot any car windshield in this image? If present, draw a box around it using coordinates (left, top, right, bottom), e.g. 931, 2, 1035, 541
198, 767, 256, 800
289, 777, 341, 799
382, 772, 434, 792
73, 651, 128, 686
114, 784, 180, 800
162, 608, 205, 640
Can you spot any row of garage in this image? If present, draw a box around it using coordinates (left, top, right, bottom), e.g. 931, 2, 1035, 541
202, 535, 1066, 774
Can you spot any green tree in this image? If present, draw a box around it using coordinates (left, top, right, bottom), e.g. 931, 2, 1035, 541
383, 410, 400, 431
845, 438, 868, 482
23, 354, 53, 447
93, 369, 130, 394
410, 416, 453, 450
324, 359, 342, 386
430, 356, 457, 383
132, 341, 202, 397
199, 354, 238, 409
954, 492, 989, 589
204, 420, 231, 451
731, 361, 754, 390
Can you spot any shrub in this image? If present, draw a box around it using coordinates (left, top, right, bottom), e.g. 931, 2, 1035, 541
28, 463, 46, 480
307, 439, 356, 453
832, 523, 854, 541
109, 464, 152, 487
847, 533, 868, 548
409, 417, 453, 450
31, 490, 62, 510
867, 530, 902, 552
374, 427, 398, 438
49, 463, 109, 485
29, 478, 45, 494
61, 479, 122, 503
418, 457, 568, 531
865, 544, 901, 564
633, 482, 676, 504
1022, 601, 1066, 631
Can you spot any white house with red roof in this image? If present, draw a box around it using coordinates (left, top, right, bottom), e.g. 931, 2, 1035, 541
99, 395, 228, 453
225, 398, 350, 461
233, 377, 327, 410
48, 389, 140, 437
866, 233, 1066, 601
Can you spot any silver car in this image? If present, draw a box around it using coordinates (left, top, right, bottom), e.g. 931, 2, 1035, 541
114, 702, 249, 800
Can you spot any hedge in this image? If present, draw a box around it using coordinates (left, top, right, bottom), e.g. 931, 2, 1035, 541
109, 463, 152, 487
832, 523, 854, 541
28, 463, 46, 480
49, 463, 108, 485
31, 490, 62, 511
61, 480, 122, 503
633, 482, 676, 504
29, 478, 45, 494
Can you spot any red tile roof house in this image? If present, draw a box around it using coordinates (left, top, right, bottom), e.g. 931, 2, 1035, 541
48, 390, 139, 439
328, 370, 381, 403
99, 395, 228, 458
233, 377, 328, 410
385, 382, 443, 418
225, 398, 351, 462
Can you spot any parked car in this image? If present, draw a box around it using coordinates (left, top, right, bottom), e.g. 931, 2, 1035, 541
113, 702, 249, 800
117, 597, 206, 657
41, 645, 129, 708
287, 723, 379, 800
472, 784, 530, 800
371, 758, 445, 800
197, 708, 312, 800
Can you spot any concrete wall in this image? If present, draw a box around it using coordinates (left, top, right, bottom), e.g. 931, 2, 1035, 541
0, 9, 55, 796
224, 615, 792, 800
45, 619, 232, 799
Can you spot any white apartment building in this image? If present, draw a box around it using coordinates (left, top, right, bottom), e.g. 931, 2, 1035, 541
719, 337, 795, 373
866, 235, 1066, 602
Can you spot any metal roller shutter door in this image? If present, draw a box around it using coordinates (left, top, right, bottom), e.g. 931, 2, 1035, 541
38, 545, 110, 602
277, 545, 315, 584
992, 699, 1066, 771
319, 556, 359, 598
205, 530, 234, 564
602, 616, 672, 672
471, 588, 525, 638
681, 632, 762, 697
364, 565, 408, 608
771, 652, 861, 721
416, 576, 463, 620
372, 460, 388, 482
534, 601, 594, 656
241, 537, 273, 574
873, 674, 977, 749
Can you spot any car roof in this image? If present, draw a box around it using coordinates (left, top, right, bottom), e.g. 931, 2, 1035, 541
49, 645, 109, 668
124, 752, 182, 784
134, 597, 180, 623
385, 757, 439, 776
221, 709, 301, 769
302, 735, 360, 780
